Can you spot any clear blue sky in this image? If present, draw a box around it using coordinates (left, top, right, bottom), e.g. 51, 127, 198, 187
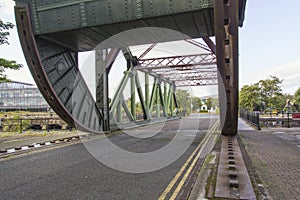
0, 0, 300, 95
239, 0, 300, 94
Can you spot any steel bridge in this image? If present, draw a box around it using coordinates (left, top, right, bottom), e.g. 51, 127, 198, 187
14, 0, 247, 135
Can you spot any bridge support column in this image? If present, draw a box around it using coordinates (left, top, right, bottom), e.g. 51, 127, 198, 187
215, 0, 239, 135
145, 73, 150, 110
96, 49, 110, 131
156, 81, 160, 118
116, 101, 122, 123
130, 73, 136, 120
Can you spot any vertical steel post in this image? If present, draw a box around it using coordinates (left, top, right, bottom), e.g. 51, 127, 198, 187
96, 49, 110, 131
164, 82, 168, 108
117, 101, 122, 123
215, 0, 239, 135
167, 83, 172, 116
145, 73, 150, 109
131, 72, 136, 120
156, 79, 160, 118
170, 83, 174, 117
149, 78, 158, 114
158, 83, 167, 117
135, 72, 150, 120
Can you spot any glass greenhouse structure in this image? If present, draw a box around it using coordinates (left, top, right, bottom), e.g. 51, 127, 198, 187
0, 81, 49, 111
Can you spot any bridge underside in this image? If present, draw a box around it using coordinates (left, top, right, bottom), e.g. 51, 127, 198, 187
15, 0, 246, 135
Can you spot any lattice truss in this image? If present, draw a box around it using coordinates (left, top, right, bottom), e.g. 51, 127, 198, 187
135, 40, 218, 87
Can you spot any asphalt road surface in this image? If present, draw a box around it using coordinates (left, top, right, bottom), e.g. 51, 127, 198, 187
0, 116, 217, 200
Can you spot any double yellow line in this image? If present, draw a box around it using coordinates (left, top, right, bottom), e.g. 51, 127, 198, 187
158, 120, 220, 200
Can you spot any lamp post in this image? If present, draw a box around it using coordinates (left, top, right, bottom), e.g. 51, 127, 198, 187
285, 99, 291, 128
287, 110, 290, 128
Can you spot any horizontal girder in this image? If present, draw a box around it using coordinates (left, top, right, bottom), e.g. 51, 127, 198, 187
137, 53, 216, 69
15, 0, 246, 51
135, 53, 217, 87
175, 79, 218, 87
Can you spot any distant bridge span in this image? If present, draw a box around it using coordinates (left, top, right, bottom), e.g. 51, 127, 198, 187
14, 0, 247, 135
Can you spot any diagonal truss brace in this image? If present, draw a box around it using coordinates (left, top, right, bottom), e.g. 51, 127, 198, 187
109, 48, 179, 125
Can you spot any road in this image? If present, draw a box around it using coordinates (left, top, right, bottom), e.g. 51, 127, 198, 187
0, 116, 218, 200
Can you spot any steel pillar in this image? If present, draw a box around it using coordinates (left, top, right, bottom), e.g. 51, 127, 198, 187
96, 50, 110, 131
167, 83, 173, 116
164, 82, 168, 107
149, 78, 158, 114
135, 72, 150, 120
116, 101, 122, 123
215, 0, 239, 135
145, 73, 150, 109
156, 81, 160, 118
130, 73, 136, 120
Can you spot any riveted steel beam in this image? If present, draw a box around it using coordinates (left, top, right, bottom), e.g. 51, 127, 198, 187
96, 49, 110, 131
185, 39, 213, 53
202, 37, 216, 55
135, 72, 151, 120
137, 53, 216, 70
15, 6, 103, 133
136, 53, 217, 87
145, 73, 150, 109
109, 70, 132, 116
130, 72, 136, 120
215, 0, 239, 136
149, 78, 158, 113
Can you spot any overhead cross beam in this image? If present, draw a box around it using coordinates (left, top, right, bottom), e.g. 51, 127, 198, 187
136, 52, 217, 87
137, 53, 216, 69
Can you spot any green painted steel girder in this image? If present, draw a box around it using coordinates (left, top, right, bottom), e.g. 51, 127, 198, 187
15, 0, 246, 52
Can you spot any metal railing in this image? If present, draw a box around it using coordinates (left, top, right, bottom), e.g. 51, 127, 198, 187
0, 117, 71, 133
240, 110, 261, 130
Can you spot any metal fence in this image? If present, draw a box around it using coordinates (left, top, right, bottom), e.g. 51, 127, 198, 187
0, 116, 71, 133
240, 110, 261, 130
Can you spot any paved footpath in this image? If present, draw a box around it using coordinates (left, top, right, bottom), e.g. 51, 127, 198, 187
239, 119, 300, 200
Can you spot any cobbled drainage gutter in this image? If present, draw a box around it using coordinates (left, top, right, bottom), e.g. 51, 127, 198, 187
215, 135, 256, 199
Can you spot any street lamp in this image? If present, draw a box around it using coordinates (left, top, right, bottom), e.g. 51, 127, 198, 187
285, 99, 291, 128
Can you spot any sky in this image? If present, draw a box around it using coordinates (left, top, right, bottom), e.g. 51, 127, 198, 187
0, 0, 300, 96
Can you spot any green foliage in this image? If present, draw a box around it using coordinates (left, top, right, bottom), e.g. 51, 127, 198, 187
239, 76, 284, 112
294, 87, 300, 111
0, 18, 23, 82
175, 89, 190, 111
175, 89, 193, 116
294, 87, 300, 104
0, 19, 14, 45
201, 109, 208, 112
258, 76, 283, 111
191, 96, 202, 111
239, 84, 260, 111
206, 97, 213, 110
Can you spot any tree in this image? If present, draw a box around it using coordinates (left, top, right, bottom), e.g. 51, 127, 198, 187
258, 76, 283, 112
239, 76, 284, 112
0, 18, 23, 82
206, 97, 213, 110
239, 84, 260, 111
294, 87, 300, 104
191, 96, 202, 111
175, 89, 191, 114
293, 87, 300, 111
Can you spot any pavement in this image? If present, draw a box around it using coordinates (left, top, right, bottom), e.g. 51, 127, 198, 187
238, 118, 300, 200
